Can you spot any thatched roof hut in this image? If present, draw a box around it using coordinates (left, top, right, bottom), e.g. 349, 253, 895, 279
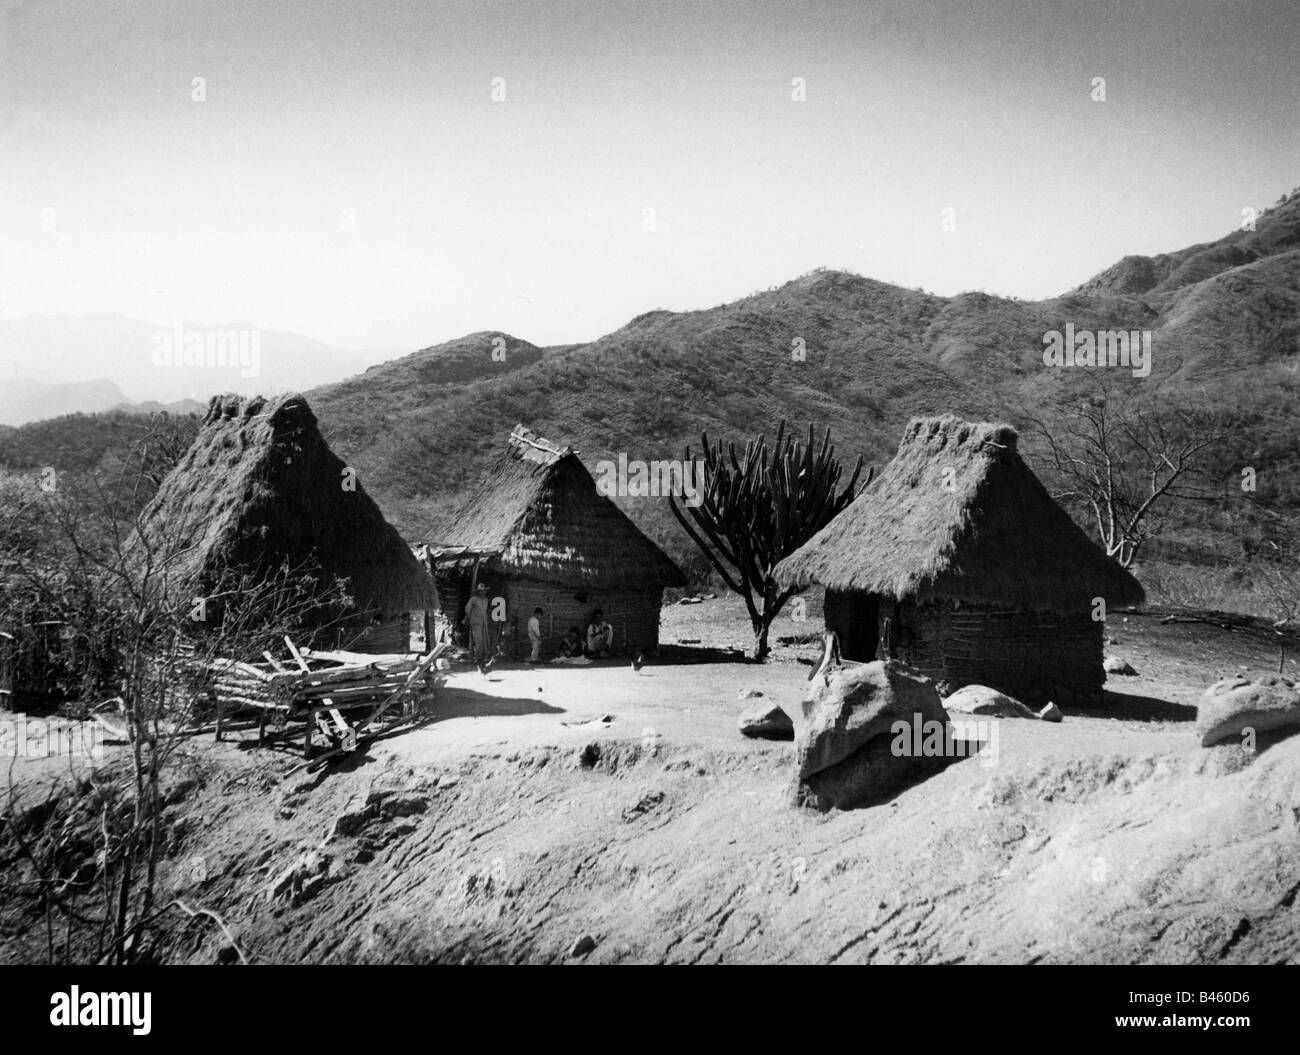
427, 425, 684, 657
774, 416, 1143, 701
432, 425, 686, 591
137, 393, 437, 630
774, 415, 1143, 613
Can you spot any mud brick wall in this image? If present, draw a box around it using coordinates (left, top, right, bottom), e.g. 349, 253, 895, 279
889, 598, 1104, 701
501, 581, 664, 658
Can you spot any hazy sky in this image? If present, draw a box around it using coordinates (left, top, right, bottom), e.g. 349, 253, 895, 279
1, 0, 1297, 352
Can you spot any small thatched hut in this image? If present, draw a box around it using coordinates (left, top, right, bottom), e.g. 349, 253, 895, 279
424, 426, 686, 658
137, 393, 438, 653
774, 416, 1143, 702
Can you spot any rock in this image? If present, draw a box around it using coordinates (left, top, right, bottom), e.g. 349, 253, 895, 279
738, 688, 764, 700
568, 934, 597, 957
374, 792, 429, 820
1104, 655, 1138, 676
738, 702, 794, 740
436, 774, 459, 789
1196, 675, 1300, 747
328, 799, 372, 840
621, 790, 665, 822
267, 848, 331, 903
1037, 702, 1063, 723
943, 684, 1038, 719
792, 660, 951, 811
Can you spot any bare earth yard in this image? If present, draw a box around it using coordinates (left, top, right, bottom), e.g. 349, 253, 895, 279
3, 596, 1299, 964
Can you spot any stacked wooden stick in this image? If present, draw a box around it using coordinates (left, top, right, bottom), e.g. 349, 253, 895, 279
208, 637, 439, 724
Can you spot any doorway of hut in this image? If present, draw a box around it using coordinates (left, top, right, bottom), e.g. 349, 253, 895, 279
823, 589, 880, 661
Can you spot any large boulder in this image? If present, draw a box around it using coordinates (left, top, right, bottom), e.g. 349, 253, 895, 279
738, 701, 794, 740
1196, 675, 1300, 747
792, 661, 951, 811
943, 684, 1039, 719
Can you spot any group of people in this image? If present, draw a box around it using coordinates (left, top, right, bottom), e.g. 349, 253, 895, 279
461, 581, 616, 668
530, 607, 614, 665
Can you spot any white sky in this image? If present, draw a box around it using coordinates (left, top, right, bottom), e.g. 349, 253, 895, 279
1, 0, 1297, 353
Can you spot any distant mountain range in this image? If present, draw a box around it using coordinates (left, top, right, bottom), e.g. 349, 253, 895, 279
2, 188, 1297, 577
0, 376, 206, 427
0, 314, 389, 425
300, 189, 1299, 570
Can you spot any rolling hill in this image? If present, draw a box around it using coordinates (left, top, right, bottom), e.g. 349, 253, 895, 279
3, 189, 1298, 588
304, 189, 1300, 575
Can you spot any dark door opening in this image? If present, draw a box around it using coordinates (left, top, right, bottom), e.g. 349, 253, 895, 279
823, 589, 880, 662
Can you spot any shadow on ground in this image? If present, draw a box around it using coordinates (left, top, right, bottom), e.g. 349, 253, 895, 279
656, 644, 751, 665
430, 685, 565, 721
1073, 690, 1198, 723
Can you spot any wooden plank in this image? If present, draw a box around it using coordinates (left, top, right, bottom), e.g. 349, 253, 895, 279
301, 648, 413, 665
286, 644, 446, 774
284, 635, 311, 673
231, 661, 274, 682
294, 679, 410, 701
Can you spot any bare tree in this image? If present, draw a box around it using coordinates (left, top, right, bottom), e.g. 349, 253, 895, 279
1021, 380, 1238, 568
0, 420, 351, 964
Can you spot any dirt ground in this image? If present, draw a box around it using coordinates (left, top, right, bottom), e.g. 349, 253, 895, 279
3, 596, 1299, 964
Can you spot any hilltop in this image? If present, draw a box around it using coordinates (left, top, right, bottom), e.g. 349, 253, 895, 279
3, 190, 1298, 588
305, 190, 1300, 578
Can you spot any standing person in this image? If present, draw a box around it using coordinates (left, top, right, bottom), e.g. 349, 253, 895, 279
527, 607, 544, 663
463, 583, 492, 671
586, 609, 614, 658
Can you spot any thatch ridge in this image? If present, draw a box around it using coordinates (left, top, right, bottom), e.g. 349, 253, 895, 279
136, 392, 438, 618
773, 415, 1144, 614
433, 425, 686, 589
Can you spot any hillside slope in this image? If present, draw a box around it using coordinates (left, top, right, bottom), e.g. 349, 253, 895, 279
306, 192, 1300, 569
3, 192, 1297, 579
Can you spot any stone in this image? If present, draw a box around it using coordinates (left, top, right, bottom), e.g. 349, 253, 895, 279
943, 684, 1038, 719
1037, 702, 1063, 723
568, 934, 597, 957
792, 660, 951, 811
1196, 675, 1300, 748
1104, 655, 1138, 676
738, 702, 794, 740
738, 688, 764, 700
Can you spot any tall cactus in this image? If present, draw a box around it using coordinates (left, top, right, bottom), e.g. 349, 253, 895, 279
669, 421, 868, 660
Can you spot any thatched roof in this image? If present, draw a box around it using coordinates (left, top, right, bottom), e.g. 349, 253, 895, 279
431, 425, 686, 590
774, 416, 1144, 614
137, 393, 437, 618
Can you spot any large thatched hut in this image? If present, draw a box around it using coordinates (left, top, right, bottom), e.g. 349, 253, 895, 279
137, 393, 438, 653
423, 425, 686, 658
774, 416, 1143, 702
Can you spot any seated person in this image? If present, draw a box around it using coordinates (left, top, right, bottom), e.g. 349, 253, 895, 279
586, 610, 615, 657
558, 627, 584, 658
